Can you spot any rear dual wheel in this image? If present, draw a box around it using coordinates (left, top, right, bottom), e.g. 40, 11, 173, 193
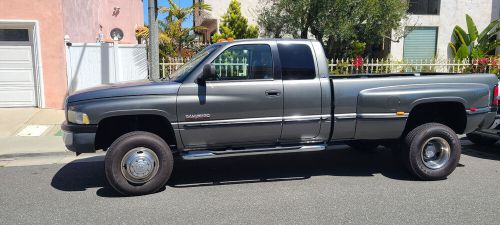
105, 131, 174, 196
401, 123, 461, 180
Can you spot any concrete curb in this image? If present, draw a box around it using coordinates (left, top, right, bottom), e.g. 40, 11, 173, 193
0, 151, 105, 168
0, 151, 73, 159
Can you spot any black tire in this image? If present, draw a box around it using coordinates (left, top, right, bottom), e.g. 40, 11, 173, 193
346, 140, 379, 151
105, 131, 174, 196
466, 132, 498, 146
402, 123, 461, 180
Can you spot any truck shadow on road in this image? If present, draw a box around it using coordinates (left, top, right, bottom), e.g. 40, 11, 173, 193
50, 156, 113, 196
51, 145, 422, 197
167, 146, 418, 189
460, 139, 500, 161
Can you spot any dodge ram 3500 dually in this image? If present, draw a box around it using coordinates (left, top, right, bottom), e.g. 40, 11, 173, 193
62, 39, 499, 195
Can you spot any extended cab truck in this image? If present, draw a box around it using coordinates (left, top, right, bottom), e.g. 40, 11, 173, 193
62, 39, 499, 196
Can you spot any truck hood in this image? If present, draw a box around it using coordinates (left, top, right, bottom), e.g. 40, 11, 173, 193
67, 79, 181, 103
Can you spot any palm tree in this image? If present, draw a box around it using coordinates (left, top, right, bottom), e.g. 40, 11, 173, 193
162, 0, 211, 55
136, 0, 211, 57
449, 14, 499, 60
135, 24, 172, 44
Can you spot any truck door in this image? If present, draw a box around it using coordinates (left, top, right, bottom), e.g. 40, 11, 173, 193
277, 43, 322, 142
176, 43, 284, 149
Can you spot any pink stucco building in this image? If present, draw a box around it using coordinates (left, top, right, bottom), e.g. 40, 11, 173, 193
0, 0, 143, 108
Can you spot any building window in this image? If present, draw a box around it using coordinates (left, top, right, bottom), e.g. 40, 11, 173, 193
0, 29, 29, 42
403, 27, 438, 60
408, 0, 440, 15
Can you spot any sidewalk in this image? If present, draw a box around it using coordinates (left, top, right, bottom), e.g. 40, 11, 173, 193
0, 108, 103, 167
0, 108, 64, 138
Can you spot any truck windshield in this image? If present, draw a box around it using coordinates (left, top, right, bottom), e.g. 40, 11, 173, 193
169, 45, 220, 81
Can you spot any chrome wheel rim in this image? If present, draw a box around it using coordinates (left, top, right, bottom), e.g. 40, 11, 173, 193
121, 147, 159, 184
420, 137, 451, 169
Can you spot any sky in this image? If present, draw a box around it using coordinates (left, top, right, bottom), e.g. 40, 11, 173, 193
143, 0, 193, 28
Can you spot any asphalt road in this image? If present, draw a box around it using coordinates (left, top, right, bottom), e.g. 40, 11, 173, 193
1, 139, 499, 225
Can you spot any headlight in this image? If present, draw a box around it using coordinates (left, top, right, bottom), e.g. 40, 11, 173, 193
67, 110, 90, 124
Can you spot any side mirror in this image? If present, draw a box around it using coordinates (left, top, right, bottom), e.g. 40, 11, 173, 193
198, 64, 215, 84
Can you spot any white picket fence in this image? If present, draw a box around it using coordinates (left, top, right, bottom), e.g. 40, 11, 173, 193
161, 56, 250, 79
160, 57, 188, 78
329, 58, 500, 75
160, 57, 500, 78
65, 43, 148, 93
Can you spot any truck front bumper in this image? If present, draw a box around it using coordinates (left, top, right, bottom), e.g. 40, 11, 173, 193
61, 122, 97, 153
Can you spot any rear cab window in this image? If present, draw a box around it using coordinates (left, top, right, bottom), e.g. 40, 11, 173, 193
277, 43, 316, 80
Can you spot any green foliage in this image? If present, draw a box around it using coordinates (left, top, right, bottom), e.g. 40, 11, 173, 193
246, 25, 260, 39
257, 0, 408, 58
330, 61, 350, 75
449, 14, 500, 60
136, 0, 211, 57
347, 40, 366, 58
162, 0, 211, 56
211, 27, 235, 43
211, 0, 259, 42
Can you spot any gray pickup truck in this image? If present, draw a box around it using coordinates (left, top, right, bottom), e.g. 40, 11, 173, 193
62, 39, 498, 196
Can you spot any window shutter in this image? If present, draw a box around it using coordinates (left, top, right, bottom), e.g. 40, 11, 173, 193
403, 27, 438, 60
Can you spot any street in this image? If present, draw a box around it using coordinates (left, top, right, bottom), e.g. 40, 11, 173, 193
1, 139, 499, 225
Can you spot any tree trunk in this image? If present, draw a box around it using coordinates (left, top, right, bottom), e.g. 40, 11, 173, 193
300, 0, 319, 39
310, 25, 324, 47
177, 41, 182, 56
300, 27, 309, 39
326, 36, 337, 59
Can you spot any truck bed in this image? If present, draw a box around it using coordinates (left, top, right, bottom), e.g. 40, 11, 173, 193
329, 73, 498, 140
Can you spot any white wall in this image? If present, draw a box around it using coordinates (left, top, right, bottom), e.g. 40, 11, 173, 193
65, 43, 147, 93
390, 0, 499, 60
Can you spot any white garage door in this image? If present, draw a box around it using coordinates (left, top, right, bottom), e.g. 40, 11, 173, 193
0, 28, 37, 107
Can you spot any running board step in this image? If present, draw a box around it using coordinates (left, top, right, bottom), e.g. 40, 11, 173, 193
181, 145, 327, 160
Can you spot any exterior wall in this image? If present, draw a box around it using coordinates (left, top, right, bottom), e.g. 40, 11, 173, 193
390, 0, 499, 60
99, 0, 144, 44
0, 0, 67, 108
62, 0, 100, 43
63, 0, 144, 44
0, 0, 143, 109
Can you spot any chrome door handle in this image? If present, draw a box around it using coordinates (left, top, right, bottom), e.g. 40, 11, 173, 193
265, 90, 281, 96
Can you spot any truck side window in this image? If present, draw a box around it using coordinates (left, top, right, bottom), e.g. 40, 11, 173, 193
277, 44, 316, 80
211, 44, 273, 81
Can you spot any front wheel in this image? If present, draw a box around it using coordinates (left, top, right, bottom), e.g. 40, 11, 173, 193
402, 123, 461, 180
105, 131, 174, 196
